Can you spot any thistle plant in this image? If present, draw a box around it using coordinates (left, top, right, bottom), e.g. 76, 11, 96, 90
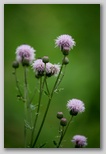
12, 34, 87, 148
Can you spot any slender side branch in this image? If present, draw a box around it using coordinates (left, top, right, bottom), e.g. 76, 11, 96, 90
30, 75, 47, 146
30, 77, 42, 146
14, 69, 23, 99
32, 58, 65, 148
57, 126, 64, 148
57, 116, 73, 148
45, 79, 50, 95
29, 82, 39, 105
55, 65, 67, 90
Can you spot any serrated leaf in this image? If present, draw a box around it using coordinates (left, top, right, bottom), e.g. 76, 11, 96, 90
30, 104, 37, 111
54, 88, 64, 93
24, 120, 33, 130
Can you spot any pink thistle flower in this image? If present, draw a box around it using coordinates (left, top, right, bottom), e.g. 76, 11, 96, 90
32, 59, 45, 77
55, 34, 76, 55
51, 64, 61, 76
32, 60, 61, 77
67, 99, 85, 116
16, 44, 35, 65
46, 63, 61, 77
71, 135, 87, 148
45, 62, 53, 76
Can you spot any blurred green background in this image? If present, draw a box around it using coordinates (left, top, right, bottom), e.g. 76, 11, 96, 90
4, 4, 100, 148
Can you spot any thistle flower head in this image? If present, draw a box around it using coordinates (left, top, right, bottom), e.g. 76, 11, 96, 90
52, 64, 61, 76
46, 63, 60, 77
32, 60, 61, 78
45, 62, 53, 76
67, 99, 85, 116
16, 44, 35, 65
71, 135, 87, 148
32, 59, 45, 77
55, 34, 76, 55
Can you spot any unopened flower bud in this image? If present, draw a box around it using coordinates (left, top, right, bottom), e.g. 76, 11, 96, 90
12, 61, 19, 69
57, 112, 63, 119
42, 56, 49, 63
60, 118, 67, 126
62, 57, 69, 65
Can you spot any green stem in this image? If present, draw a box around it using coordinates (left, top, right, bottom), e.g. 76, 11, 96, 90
57, 116, 73, 148
28, 81, 39, 134
14, 69, 23, 99
32, 59, 65, 148
30, 76, 46, 147
55, 65, 66, 90
57, 126, 64, 148
24, 66, 28, 148
45, 79, 50, 95
30, 77, 42, 146
51, 63, 64, 94
29, 83, 38, 105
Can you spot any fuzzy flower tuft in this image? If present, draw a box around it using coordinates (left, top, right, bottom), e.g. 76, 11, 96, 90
71, 135, 87, 148
55, 34, 76, 55
46, 63, 61, 77
32, 60, 60, 77
32, 59, 45, 77
67, 99, 85, 116
16, 44, 36, 65
52, 64, 61, 76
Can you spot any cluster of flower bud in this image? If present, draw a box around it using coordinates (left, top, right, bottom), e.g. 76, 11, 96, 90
57, 112, 67, 127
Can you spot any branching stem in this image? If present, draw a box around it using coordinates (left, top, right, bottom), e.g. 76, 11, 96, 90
32, 56, 66, 148
57, 116, 73, 148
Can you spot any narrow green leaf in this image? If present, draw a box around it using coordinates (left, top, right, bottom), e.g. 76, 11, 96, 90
39, 143, 46, 148
53, 140, 57, 146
